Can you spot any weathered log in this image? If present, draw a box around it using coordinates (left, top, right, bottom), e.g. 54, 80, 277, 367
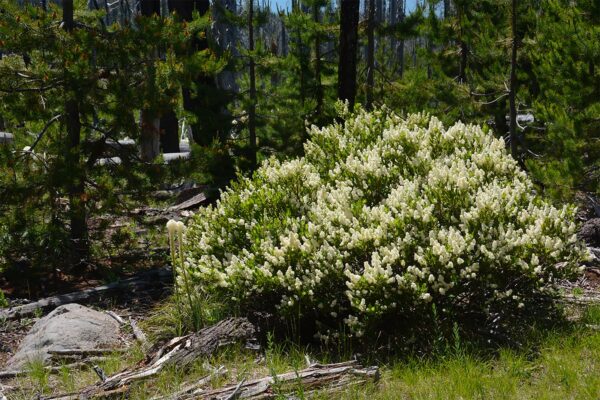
0, 267, 172, 321
168, 192, 209, 212
0, 132, 13, 145
562, 294, 600, 305
182, 361, 379, 399
43, 318, 256, 399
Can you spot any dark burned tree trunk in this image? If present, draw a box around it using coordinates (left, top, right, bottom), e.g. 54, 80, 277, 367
168, 0, 218, 148
509, 0, 518, 158
140, 0, 179, 153
159, 110, 179, 153
366, 0, 375, 110
313, 1, 323, 116
398, 0, 405, 78
280, 12, 288, 57
248, 0, 257, 170
444, 0, 451, 19
338, 0, 359, 110
458, 39, 468, 83
64, 0, 89, 270
140, 0, 161, 161
140, 0, 160, 21
457, 6, 467, 83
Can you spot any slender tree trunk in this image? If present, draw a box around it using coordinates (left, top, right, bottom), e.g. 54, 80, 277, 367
444, 0, 450, 19
398, 0, 405, 78
390, 0, 397, 66
140, 0, 162, 161
141, 0, 180, 153
366, 0, 375, 110
64, 0, 88, 269
294, 1, 306, 106
313, 1, 323, 116
248, 0, 257, 170
509, 0, 518, 158
280, 15, 288, 57
168, 0, 217, 147
338, 0, 359, 110
457, 6, 467, 83
426, 13, 432, 79
458, 39, 467, 83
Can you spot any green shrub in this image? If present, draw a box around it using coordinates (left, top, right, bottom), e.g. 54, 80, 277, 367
182, 106, 588, 341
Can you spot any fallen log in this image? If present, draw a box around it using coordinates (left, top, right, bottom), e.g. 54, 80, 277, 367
175, 361, 379, 399
167, 192, 209, 212
0, 132, 13, 145
561, 293, 600, 305
43, 318, 256, 399
0, 267, 172, 321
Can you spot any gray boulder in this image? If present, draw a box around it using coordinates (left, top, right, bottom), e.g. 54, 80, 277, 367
579, 218, 600, 247
3, 304, 123, 371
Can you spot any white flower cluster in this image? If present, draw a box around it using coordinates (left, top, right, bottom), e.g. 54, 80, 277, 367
183, 108, 588, 335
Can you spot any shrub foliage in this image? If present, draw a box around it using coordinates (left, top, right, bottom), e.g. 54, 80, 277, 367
183, 107, 587, 340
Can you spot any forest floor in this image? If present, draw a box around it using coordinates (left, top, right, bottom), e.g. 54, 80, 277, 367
1, 271, 600, 399
2, 304, 600, 399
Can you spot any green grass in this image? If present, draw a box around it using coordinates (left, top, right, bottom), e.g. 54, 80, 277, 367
338, 326, 600, 399
8, 306, 600, 399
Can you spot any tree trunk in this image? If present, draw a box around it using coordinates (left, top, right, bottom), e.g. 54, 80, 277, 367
509, 0, 518, 158
458, 39, 468, 83
63, 0, 89, 270
337, 0, 359, 110
444, 0, 451, 19
398, 0, 405, 78
160, 110, 180, 153
168, 0, 217, 147
294, 1, 307, 106
140, 111, 160, 161
248, 0, 257, 170
457, 5, 467, 83
390, 0, 396, 66
140, 0, 162, 161
366, 0, 375, 110
313, 1, 323, 116
280, 14, 288, 57
140, 0, 160, 16
145, 0, 179, 153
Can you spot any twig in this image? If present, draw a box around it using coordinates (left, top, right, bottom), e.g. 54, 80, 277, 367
224, 378, 246, 400
28, 114, 62, 152
93, 365, 108, 382
106, 311, 125, 325
129, 317, 149, 349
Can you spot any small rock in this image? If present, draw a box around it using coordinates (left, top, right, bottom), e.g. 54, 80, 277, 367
2, 304, 123, 371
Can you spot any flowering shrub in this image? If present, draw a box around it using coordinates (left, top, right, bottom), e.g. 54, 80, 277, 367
182, 106, 588, 340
